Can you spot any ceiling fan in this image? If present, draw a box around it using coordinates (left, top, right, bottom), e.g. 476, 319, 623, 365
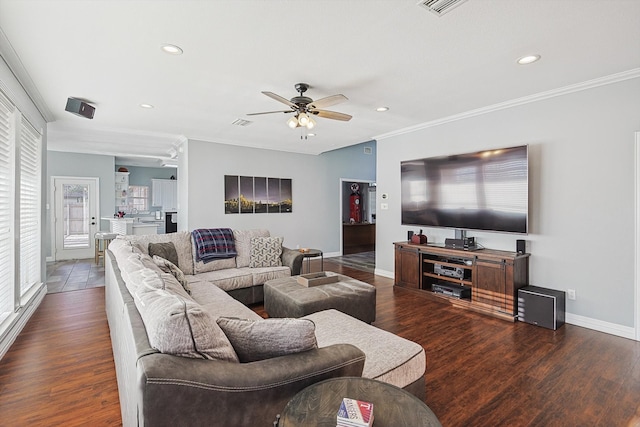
247, 83, 352, 130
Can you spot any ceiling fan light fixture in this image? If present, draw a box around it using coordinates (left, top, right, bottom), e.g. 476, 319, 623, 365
287, 116, 299, 128
306, 117, 316, 130
298, 112, 310, 126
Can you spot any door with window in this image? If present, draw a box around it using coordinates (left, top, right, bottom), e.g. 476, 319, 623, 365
53, 177, 99, 260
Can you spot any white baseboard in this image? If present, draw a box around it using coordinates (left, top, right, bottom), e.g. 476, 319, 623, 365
565, 313, 636, 341
371, 269, 637, 341
322, 251, 341, 258
0, 284, 47, 360
374, 268, 394, 279
46, 256, 54, 262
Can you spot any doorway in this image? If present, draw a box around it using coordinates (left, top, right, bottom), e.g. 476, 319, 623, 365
52, 177, 99, 260
339, 179, 376, 256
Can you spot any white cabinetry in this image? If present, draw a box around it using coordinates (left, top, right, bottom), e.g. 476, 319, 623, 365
151, 179, 178, 211
115, 172, 129, 211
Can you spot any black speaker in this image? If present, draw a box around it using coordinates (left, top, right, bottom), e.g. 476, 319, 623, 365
518, 286, 565, 330
407, 230, 414, 241
65, 98, 95, 119
516, 239, 526, 254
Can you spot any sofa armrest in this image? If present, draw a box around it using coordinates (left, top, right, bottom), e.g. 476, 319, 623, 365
281, 246, 303, 275
139, 344, 365, 427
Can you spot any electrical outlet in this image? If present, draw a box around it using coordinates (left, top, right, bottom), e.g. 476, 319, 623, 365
567, 289, 576, 300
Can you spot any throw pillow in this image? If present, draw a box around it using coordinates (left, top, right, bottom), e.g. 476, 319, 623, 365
216, 317, 317, 363
249, 236, 283, 268
134, 287, 239, 362
153, 255, 191, 294
148, 242, 179, 267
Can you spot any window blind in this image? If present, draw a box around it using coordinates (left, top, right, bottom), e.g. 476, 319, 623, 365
0, 92, 15, 324
19, 117, 41, 297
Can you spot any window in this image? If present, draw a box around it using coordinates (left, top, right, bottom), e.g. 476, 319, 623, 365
0, 88, 42, 330
128, 185, 149, 213
0, 91, 15, 325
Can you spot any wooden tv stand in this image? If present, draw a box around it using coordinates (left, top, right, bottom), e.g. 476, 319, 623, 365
394, 242, 530, 321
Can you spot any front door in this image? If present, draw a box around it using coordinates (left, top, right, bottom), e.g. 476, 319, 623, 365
53, 177, 99, 260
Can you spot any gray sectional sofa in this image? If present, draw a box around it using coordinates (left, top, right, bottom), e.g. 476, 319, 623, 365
105, 229, 426, 426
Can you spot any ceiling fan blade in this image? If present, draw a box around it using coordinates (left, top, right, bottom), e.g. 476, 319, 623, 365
246, 110, 294, 116
262, 91, 297, 108
308, 94, 348, 109
311, 109, 352, 121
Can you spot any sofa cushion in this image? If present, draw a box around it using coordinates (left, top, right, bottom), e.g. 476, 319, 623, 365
133, 285, 239, 362
304, 309, 426, 389
194, 269, 254, 292
153, 255, 190, 294
192, 241, 237, 274
148, 242, 179, 267
123, 231, 194, 275
248, 266, 291, 286
233, 229, 270, 268
216, 317, 317, 363
187, 279, 262, 321
249, 236, 283, 268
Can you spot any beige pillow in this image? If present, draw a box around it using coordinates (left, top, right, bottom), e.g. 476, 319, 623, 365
134, 287, 239, 362
249, 236, 283, 268
153, 255, 190, 294
216, 317, 317, 363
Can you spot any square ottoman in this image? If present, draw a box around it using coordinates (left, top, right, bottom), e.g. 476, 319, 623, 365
264, 272, 376, 323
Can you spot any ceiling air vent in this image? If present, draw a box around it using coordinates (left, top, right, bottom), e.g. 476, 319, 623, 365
417, 0, 468, 16
231, 118, 253, 126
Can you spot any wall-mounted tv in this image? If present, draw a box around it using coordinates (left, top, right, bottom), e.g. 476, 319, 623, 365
401, 145, 528, 234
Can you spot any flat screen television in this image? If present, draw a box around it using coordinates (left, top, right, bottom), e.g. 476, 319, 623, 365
401, 145, 528, 234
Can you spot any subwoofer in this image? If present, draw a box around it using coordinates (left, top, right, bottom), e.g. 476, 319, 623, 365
518, 286, 565, 330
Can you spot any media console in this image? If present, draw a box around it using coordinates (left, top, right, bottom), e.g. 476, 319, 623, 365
394, 242, 530, 321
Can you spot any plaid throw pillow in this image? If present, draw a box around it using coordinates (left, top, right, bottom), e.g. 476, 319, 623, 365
249, 236, 283, 268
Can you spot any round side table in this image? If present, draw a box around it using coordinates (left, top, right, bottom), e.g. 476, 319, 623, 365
300, 249, 323, 273
277, 377, 441, 427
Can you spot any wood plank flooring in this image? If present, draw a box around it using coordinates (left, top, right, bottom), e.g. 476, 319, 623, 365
1, 258, 639, 426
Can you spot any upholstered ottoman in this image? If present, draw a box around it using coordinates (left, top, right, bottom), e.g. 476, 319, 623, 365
264, 273, 376, 323
304, 309, 427, 399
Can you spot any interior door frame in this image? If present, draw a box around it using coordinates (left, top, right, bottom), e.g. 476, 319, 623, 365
635, 132, 639, 341
50, 176, 101, 261
338, 178, 376, 256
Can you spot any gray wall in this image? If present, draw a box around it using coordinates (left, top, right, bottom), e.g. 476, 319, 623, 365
181, 139, 376, 254
376, 77, 640, 331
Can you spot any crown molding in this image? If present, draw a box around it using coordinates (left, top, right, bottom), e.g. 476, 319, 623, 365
375, 68, 640, 141
0, 27, 53, 124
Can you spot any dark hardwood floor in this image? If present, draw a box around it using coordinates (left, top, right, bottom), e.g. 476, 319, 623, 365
1, 258, 639, 426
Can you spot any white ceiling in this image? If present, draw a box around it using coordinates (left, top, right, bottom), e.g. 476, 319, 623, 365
1, 0, 639, 164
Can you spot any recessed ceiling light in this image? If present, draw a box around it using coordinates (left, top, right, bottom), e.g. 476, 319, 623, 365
139, 103, 154, 109
517, 54, 541, 65
376, 107, 389, 112
161, 44, 183, 55
307, 133, 316, 137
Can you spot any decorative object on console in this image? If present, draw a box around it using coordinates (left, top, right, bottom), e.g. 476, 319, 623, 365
411, 229, 427, 244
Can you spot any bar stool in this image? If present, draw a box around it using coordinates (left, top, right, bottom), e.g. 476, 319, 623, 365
95, 231, 118, 265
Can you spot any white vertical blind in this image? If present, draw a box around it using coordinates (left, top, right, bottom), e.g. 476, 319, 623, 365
0, 92, 15, 324
19, 117, 41, 297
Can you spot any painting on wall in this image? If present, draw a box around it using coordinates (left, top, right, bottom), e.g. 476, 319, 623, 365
225, 175, 292, 214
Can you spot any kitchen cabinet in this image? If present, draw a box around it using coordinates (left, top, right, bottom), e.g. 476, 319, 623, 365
115, 172, 129, 210
152, 179, 178, 211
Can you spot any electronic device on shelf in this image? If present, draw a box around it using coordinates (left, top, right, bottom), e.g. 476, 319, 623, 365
444, 237, 478, 251
432, 283, 471, 299
434, 263, 465, 279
